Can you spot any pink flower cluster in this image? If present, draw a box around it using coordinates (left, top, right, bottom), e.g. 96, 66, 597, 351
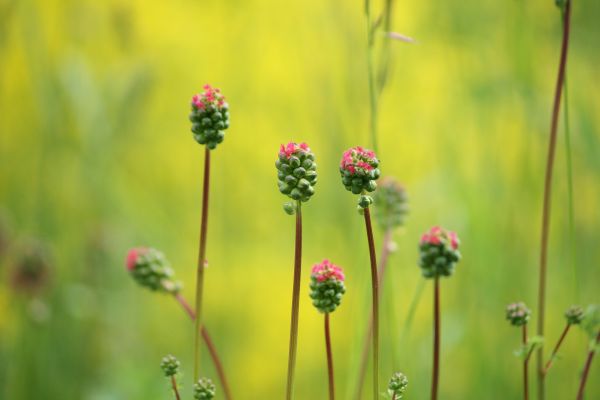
311, 259, 345, 282
125, 247, 147, 271
191, 84, 226, 110
279, 142, 310, 159
340, 146, 377, 175
420, 226, 459, 250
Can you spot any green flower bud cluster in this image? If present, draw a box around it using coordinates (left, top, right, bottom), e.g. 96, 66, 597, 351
309, 260, 346, 314
126, 247, 180, 293
565, 305, 584, 325
388, 371, 408, 399
374, 177, 409, 231
160, 354, 180, 377
190, 84, 230, 149
340, 146, 380, 196
506, 302, 531, 327
418, 226, 461, 278
194, 377, 216, 399
276, 142, 317, 205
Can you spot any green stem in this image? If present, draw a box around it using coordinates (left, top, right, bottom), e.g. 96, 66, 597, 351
543, 323, 571, 375
363, 207, 379, 399
536, 2, 572, 398
523, 325, 529, 400
285, 201, 303, 400
194, 147, 211, 381
400, 279, 426, 345
365, 0, 379, 153
325, 313, 335, 400
561, 10, 579, 300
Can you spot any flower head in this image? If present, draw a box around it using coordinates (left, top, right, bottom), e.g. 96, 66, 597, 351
194, 377, 216, 399
160, 354, 180, 377
125, 247, 180, 293
418, 226, 461, 278
340, 146, 380, 196
373, 177, 409, 231
189, 84, 230, 149
506, 302, 531, 326
276, 141, 317, 206
309, 259, 346, 313
565, 305, 585, 325
388, 371, 408, 399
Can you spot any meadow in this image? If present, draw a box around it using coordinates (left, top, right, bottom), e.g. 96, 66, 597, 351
0, 0, 599, 399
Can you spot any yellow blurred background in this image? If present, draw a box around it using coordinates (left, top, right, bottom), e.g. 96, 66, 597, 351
0, 0, 599, 398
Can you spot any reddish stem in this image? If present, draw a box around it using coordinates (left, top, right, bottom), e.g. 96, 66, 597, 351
355, 228, 393, 400
576, 330, 600, 400
285, 201, 303, 400
523, 324, 529, 400
363, 207, 379, 399
431, 277, 440, 400
325, 313, 335, 400
194, 147, 211, 381
536, 1, 572, 398
170, 375, 181, 400
543, 323, 571, 375
173, 293, 233, 400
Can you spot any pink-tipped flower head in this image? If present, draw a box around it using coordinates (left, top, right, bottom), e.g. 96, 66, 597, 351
418, 226, 461, 278
189, 84, 230, 149
276, 141, 317, 207
309, 259, 346, 313
340, 146, 380, 210
125, 247, 180, 293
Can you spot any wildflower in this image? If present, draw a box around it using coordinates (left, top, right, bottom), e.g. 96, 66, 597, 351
418, 226, 461, 278
276, 142, 317, 207
506, 302, 531, 327
309, 260, 346, 314
125, 247, 180, 293
190, 84, 230, 149
388, 372, 408, 399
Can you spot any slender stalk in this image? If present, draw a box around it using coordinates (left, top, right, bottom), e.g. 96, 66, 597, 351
365, 0, 379, 153
173, 293, 233, 400
576, 330, 600, 400
194, 147, 211, 381
354, 228, 393, 400
400, 279, 427, 344
536, 2, 572, 398
561, 10, 579, 300
286, 201, 303, 400
523, 325, 530, 400
363, 207, 379, 400
325, 313, 335, 400
543, 323, 571, 375
170, 375, 181, 400
431, 277, 440, 400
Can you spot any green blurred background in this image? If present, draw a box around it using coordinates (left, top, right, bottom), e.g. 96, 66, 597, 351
0, 0, 599, 398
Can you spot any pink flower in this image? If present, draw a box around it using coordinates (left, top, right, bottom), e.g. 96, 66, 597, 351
279, 141, 311, 158
191, 84, 227, 111
126, 247, 147, 271
340, 146, 378, 175
311, 259, 345, 282
420, 226, 459, 250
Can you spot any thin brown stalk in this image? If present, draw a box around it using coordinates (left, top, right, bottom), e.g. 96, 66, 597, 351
576, 330, 600, 400
354, 228, 393, 400
363, 207, 379, 400
170, 375, 181, 400
543, 323, 571, 375
431, 277, 440, 400
325, 313, 335, 400
285, 201, 303, 400
536, 1, 572, 398
173, 293, 233, 400
194, 147, 211, 381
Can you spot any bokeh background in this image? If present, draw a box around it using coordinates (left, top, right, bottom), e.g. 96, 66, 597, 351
0, 0, 599, 399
